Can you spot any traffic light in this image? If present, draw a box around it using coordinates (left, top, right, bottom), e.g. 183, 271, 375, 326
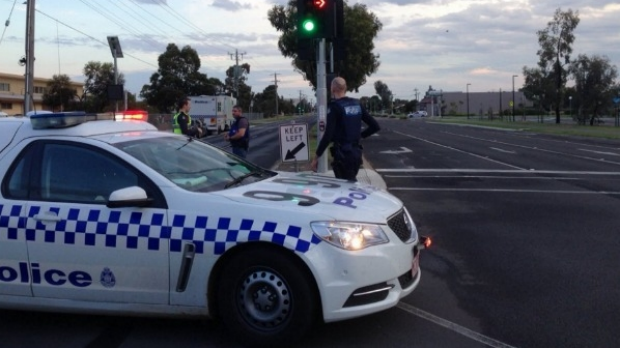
297, 0, 334, 39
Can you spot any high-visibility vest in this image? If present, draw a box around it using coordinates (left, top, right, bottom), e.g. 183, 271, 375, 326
173, 112, 192, 134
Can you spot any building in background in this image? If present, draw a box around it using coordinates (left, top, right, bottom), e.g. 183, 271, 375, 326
419, 89, 533, 118
0, 72, 84, 115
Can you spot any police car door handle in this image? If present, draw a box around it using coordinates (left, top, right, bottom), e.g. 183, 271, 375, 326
33, 212, 62, 222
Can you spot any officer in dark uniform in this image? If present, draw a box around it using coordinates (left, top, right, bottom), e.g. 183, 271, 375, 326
224, 105, 250, 158
311, 77, 380, 181
173, 97, 202, 138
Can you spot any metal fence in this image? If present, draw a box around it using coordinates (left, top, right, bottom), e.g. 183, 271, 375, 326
147, 112, 265, 131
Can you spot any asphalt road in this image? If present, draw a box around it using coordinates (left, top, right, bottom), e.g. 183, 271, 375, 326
361, 118, 620, 348
2, 117, 619, 348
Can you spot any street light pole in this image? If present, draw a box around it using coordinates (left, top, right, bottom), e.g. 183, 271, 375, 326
569, 96, 573, 120
466, 83, 471, 119
512, 75, 518, 122
499, 88, 502, 120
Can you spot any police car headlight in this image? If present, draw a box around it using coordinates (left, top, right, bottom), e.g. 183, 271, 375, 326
403, 207, 419, 244
311, 222, 389, 251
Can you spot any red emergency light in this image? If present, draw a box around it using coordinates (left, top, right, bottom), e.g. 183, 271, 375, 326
116, 110, 148, 122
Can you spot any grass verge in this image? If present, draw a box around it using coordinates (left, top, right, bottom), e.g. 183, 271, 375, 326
432, 117, 620, 140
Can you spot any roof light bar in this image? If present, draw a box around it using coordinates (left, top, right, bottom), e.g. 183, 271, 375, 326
30, 112, 114, 129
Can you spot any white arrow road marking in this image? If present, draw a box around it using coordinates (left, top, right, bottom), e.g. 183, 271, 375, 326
490, 147, 516, 154
380, 147, 413, 154
578, 149, 620, 157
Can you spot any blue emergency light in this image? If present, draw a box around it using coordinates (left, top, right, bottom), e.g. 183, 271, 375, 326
30, 112, 115, 129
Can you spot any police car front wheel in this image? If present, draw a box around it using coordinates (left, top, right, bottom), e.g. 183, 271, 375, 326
217, 248, 319, 347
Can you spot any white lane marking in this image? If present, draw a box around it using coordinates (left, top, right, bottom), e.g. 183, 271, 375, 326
442, 131, 620, 166
578, 148, 620, 157
490, 147, 516, 154
397, 302, 518, 348
508, 132, 620, 151
380, 147, 413, 154
393, 131, 526, 170
389, 187, 620, 195
384, 175, 583, 180
375, 169, 620, 175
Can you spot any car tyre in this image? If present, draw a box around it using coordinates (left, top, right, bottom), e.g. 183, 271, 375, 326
217, 247, 319, 347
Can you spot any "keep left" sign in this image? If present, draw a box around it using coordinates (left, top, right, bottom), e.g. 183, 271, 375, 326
279, 123, 309, 162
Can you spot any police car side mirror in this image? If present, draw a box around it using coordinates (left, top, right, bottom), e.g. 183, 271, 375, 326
107, 186, 153, 208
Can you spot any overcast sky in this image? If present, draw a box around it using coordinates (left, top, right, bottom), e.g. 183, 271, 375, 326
1, 0, 618, 102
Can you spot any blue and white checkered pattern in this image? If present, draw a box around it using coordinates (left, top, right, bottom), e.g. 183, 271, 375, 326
0, 204, 25, 242
0, 204, 321, 255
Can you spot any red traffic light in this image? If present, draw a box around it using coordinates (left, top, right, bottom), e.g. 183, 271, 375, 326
313, 0, 326, 9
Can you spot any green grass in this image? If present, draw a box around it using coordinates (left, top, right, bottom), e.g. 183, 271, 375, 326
432, 117, 620, 140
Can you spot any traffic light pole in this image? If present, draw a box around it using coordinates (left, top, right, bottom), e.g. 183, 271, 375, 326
317, 39, 328, 173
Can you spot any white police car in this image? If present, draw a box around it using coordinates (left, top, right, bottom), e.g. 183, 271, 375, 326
0, 112, 428, 346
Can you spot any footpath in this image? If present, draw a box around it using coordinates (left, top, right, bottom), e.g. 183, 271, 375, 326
273, 157, 387, 190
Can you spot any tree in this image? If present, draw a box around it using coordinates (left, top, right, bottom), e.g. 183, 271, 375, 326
296, 98, 312, 114
279, 98, 296, 115
140, 44, 219, 112
522, 65, 555, 115
225, 63, 250, 95
404, 99, 418, 114
367, 95, 382, 113
570, 54, 618, 125
374, 80, 392, 111
268, 1, 382, 92
43, 74, 77, 112
253, 85, 278, 116
525, 8, 580, 124
82, 61, 125, 112
224, 63, 253, 111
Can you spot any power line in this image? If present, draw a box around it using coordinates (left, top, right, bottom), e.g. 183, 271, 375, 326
150, 0, 236, 51
0, 0, 18, 47
110, 0, 171, 38
35, 9, 157, 68
125, 0, 188, 37
79, 0, 143, 38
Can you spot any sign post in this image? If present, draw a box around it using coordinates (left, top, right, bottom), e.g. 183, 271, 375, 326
279, 123, 310, 171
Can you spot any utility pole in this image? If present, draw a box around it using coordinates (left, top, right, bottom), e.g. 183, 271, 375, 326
299, 90, 303, 115
24, 0, 36, 114
273, 73, 280, 116
228, 49, 246, 96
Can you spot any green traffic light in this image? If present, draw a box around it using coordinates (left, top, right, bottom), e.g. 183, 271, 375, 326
302, 19, 316, 32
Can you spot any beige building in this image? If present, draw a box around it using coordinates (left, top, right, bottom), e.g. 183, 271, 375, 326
0, 72, 84, 115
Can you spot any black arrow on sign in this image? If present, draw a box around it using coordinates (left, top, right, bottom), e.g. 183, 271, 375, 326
285, 142, 306, 160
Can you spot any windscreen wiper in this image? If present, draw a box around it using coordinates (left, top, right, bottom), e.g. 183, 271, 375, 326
176, 137, 193, 150
225, 171, 262, 189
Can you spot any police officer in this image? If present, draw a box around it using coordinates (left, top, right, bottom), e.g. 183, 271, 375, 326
311, 77, 380, 181
224, 105, 250, 158
173, 97, 203, 138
